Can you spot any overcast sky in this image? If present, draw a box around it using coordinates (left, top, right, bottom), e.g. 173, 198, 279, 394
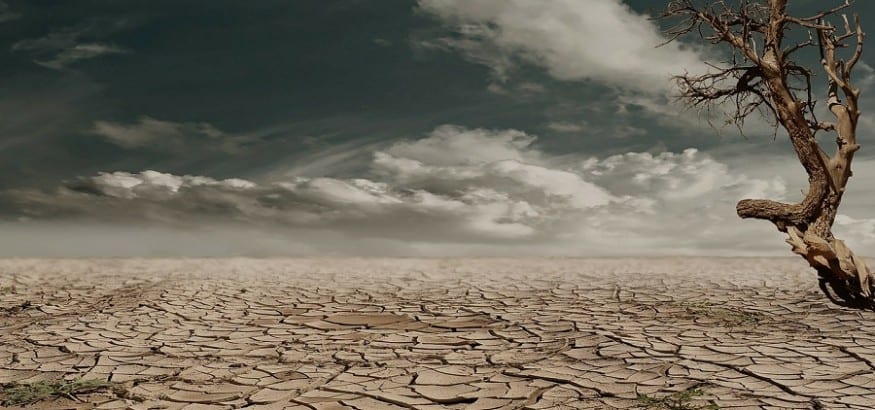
2, 0, 875, 257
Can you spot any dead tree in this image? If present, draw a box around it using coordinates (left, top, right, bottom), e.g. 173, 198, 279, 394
660, 0, 874, 307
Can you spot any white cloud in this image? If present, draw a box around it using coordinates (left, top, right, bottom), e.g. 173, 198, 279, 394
91, 116, 253, 152
12, 21, 130, 70
85, 171, 255, 200
383, 125, 540, 166
10, 125, 829, 256
835, 214, 875, 235
582, 148, 787, 201
548, 117, 651, 139
487, 81, 545, 97
855, 62, 875, 92
13, 27, 83, 51
547, 121, 587, 133
36, 43, 126, 70
417, 0, 709, 94
373, 38, 393, 47
834, 214, 875, 253
416, 0, 785, 138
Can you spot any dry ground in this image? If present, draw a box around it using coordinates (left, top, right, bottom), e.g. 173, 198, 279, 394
1, 258, 874, 410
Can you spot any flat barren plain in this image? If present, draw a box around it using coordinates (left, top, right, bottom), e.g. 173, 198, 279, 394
1, 258, 874, 410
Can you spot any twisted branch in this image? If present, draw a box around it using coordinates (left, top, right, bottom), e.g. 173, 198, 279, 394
659, 0, 872, 306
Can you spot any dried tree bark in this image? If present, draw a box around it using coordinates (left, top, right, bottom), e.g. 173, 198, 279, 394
660, 0, 874, 307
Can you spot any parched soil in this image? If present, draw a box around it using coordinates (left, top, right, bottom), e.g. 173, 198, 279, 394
0, 257, 874, 409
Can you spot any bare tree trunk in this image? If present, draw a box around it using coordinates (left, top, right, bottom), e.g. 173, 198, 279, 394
661, 0, 874, 307
773, 87, 873, 306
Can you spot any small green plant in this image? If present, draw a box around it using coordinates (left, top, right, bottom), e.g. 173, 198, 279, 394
637, 387, 719, 410
0, 285, 12, 295
1, 378, 115, 405
675, 301, 763, 327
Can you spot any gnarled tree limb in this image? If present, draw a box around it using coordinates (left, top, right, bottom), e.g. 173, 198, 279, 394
660, 0, 873, 308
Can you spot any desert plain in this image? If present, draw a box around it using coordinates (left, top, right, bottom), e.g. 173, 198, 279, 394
1, 257, 874, 409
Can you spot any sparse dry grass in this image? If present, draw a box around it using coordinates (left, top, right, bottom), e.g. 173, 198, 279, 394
637, 387, 720, 410
675, 300, 764, 327
0, 378, 116, 406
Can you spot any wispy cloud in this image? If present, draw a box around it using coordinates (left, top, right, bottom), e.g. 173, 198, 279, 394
36, 43, 126, 70
12, 21, 129, 70
91, 116, 255, 153
547, 121, 588, 133
546, 120, 646, 139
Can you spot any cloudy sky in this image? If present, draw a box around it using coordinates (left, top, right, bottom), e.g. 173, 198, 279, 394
2, 0, 875, 257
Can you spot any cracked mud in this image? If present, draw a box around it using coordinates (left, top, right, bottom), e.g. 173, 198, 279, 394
1, 258, 874, 409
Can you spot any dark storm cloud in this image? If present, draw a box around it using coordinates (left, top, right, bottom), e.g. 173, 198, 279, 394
1, 0, 875, 256
0, 0, 751, 194
0, 0, 583, 189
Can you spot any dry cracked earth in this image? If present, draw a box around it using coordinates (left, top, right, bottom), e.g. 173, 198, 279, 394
1, 258, 875, 410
